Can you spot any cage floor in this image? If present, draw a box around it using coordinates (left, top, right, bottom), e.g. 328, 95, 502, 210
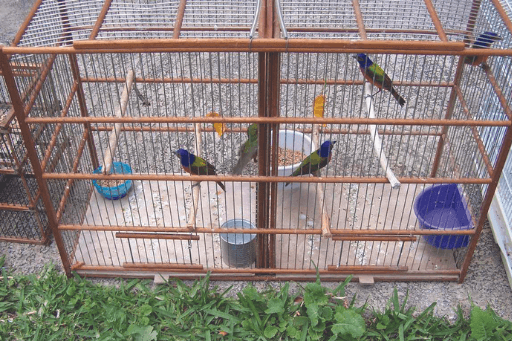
74, 179, 458, 272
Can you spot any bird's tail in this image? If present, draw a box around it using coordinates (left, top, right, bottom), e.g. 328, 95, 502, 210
232, 146, 257, 175
390, 87, 406, 107
285, 164, 307, 186
285, 173, 299, 187
216, 181, 226, 192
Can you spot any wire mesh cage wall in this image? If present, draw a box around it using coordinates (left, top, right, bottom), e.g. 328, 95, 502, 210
1, 0, 512, 282
0, 59, 64, 244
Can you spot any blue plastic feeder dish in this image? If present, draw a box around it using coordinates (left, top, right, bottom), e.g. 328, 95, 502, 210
92, 162, 133, 200
413, 184, 473, 249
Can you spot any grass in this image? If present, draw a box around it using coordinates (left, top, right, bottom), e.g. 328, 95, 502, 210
0, 257, 511, 340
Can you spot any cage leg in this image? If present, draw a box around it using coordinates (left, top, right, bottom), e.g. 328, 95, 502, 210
364, 83, 400, 189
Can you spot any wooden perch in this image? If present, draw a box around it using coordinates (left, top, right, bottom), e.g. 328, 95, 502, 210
102, 70, 135, 174
364, 83, 401, 189
187, 123, 202, 230
311, 124, 332, 238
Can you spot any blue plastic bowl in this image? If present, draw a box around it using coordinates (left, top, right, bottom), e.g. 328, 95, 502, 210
92, 162, 133, 200
413, 184, 473, 249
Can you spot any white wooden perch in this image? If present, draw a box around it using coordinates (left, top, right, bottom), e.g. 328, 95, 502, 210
364, 83, 401, 189
101, 70, 135, 175
187, 123, 202, 230
311, 124, 332, 238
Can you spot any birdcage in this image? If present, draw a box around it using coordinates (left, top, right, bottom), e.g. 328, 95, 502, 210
1, 0, 511, 283
0, 58, 65, 244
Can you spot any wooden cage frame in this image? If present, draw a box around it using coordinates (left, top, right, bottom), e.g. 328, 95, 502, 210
1, 0, 512, 283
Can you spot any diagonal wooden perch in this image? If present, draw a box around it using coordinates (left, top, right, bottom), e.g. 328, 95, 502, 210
102, 70, 135, 175
364, 83, 401, 189
187, 123, 202, 231
311, 124, 332, 238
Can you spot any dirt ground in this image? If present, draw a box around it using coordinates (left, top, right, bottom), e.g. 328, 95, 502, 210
0, 0, 33, 46
0, 0, 511, 322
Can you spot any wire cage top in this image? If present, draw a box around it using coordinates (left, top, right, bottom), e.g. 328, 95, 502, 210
7, 0, 512, 49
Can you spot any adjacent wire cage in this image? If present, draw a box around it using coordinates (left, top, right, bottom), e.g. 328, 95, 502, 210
1, 0, 512, 283
0, 63, 58, 244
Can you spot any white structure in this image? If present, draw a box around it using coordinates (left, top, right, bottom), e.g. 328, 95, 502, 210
479, 0, 512, 289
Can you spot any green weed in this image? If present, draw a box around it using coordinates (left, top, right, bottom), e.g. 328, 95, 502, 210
0, 261, 510, 340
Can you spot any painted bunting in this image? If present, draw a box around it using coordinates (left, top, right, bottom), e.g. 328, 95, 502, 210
353, 53, 405, 107
232, 123, 258, 175
285, 140, 336, 186
175, 149, 226, 192
464, 31, 502, 66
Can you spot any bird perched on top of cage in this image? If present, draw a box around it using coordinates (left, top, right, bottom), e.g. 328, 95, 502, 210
352, 53, 406, 107
232, 123, 258, 175
464, 31, 502, 66
285, 140, 336, 186
174, 149, 226, 192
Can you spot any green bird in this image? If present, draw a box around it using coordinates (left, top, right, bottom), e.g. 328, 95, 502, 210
353, 53, 405, 107
232, 123, 258, 175
285, 140, 336, 186
175, 149, 226, 192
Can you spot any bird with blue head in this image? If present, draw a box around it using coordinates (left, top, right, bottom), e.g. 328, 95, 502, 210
464, 31, 502, 66
352, 53, 405, 107
174, 148, 226, 192
285, 140, 336, 186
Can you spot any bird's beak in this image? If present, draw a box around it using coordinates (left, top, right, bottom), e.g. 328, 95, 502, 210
331, 141, 337, 145
351, 54, 358, 59
174, 150, 180, 156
